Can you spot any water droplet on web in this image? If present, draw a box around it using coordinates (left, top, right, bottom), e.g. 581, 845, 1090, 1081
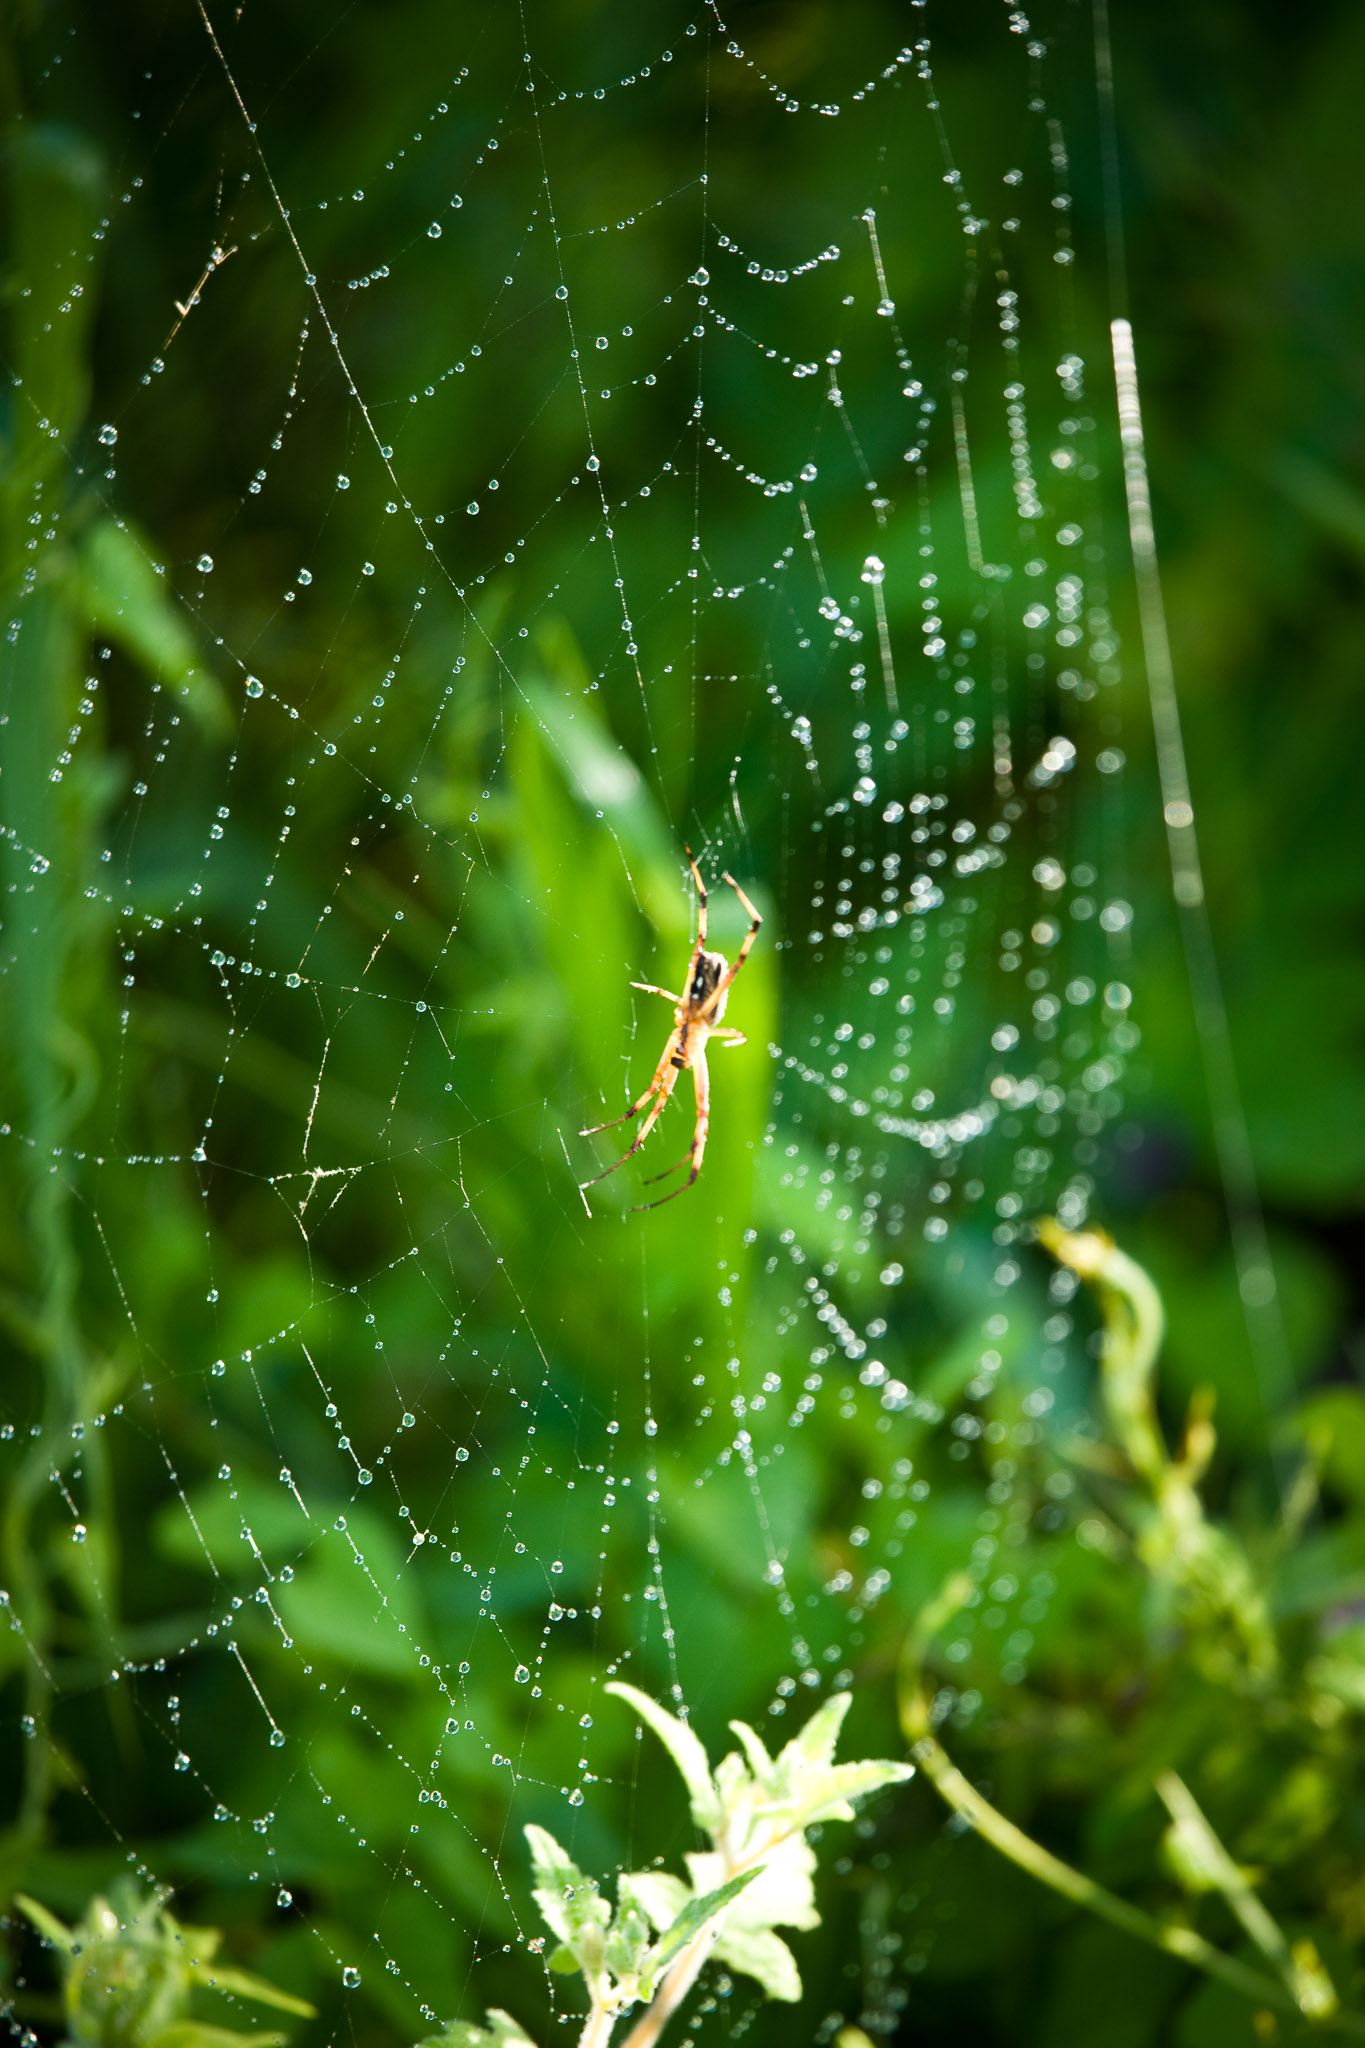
342, 1966, 361, 1990
358, 1468, 373, 1485
427, 221, 442, 238
174, 1751, 190, 1772
197, 554, 214, 574
245, 676, 263, 698
466, 501, 479, 515
213, 1803, 229, 1821
567, 1788, 584, 1806
579, 1713, 592, 1728
689, 266, 709, 286
455, 1446, 469, 1462
72, 1523, 87, 1544
269, 1728, 286, 1747
98, 423, 117, 445
586, 455, 599, 472
297, 567, 312, 585
286, 972, 301, 988
514, 1664, 530, 1684
277, 1888, 292, 1908
21, 1715, 36, 1739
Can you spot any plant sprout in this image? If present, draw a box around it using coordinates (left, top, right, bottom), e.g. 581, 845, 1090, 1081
14, 1880, 315, 2048
425, 1683, 912, 2048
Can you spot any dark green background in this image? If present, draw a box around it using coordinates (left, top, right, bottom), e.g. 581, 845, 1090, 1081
1, 2, 1362, 2044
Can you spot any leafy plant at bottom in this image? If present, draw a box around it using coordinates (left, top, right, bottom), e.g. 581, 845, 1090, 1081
13, 1879, 316, 2048
422, 1683, 912, 2048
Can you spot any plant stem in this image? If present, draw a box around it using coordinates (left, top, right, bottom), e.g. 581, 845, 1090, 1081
900, 1691, 1365, 2036
618, 1928, 717, 2048
577, 2000, 619, 2048
1155, 1771, 1339, 2019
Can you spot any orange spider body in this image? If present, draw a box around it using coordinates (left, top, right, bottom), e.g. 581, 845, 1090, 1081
580, 855, 762, 1208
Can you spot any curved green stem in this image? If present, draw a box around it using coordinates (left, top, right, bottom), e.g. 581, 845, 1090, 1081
899, 1685, 1363, 2035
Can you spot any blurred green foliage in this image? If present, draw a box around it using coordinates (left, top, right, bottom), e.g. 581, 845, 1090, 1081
0, 3, 1362, 2046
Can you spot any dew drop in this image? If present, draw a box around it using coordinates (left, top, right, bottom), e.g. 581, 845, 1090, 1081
174, 1751, 191, 1772
514, 1664, 530, 1684
567, 1788, 584, 1806
277, 1888, 292, 1908
245, 677, 263, 699
197, 554, 214, 574
342, 1966, 361, 1990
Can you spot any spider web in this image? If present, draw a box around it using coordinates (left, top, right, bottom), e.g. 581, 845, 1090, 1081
1, 1, 1161, 2038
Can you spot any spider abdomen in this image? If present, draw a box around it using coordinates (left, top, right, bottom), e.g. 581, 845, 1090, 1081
689, 948, 728, 1008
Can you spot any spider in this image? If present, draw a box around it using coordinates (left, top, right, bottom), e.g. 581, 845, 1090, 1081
580, 852, 762, 1208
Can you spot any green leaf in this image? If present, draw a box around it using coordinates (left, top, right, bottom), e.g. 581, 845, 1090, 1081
149, 2027, 289, 2048
189, 1963, 317, 2018
606, 1682, 721, 1830
650, 1869, 760, 1976
71, 517, 229, 736
14, 1893, 75, 1952
545, 1944, 579, 1976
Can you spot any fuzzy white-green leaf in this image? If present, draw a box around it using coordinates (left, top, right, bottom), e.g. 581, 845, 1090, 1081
417, 2012, 536, 2048
712, 1923, 803, 2003
525, 1823, 611, 1959
605, 1682, 721, 1831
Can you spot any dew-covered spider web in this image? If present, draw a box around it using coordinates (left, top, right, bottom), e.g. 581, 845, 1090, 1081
1, 1, 1186, 2039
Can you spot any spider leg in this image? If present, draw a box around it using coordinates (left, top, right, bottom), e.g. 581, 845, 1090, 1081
630, 981, 683, 1004
636, 1048, 710, 1209
685, 846, 708, 949
711, 1026, 746, 1047
702, 873, 762, 1006
582, 1068, 679, 1186
580, 1033, 682, 1137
